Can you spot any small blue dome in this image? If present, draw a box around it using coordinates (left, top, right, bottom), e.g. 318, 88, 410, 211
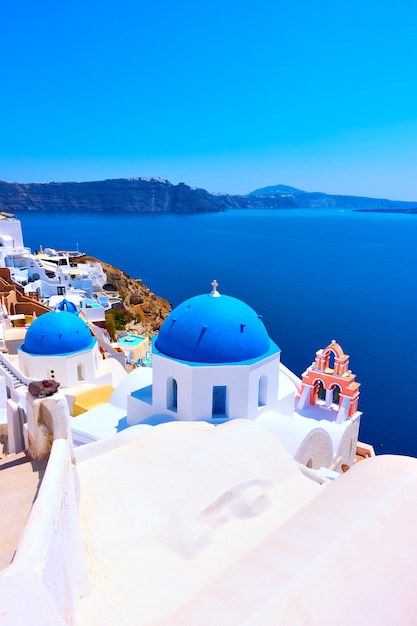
155, 293, 272, 363
57, 298, 78, 313
21, 311, 95, 355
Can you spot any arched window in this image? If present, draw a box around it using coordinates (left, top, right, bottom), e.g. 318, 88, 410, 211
316, 380, 326, 401
331, 384, 341, 405
167, 378, 178, 412
77, 363, 84, 381
327, 350, 336, 371
212, 386, 227, 416
258, 375, 267, 407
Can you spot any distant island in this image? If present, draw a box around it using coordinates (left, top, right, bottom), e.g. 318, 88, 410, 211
0, 178, 416, 214
249, 184, 417, 212
354, 208, 417, 214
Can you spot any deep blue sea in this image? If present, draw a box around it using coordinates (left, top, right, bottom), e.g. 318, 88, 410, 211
16, 208, 417, 457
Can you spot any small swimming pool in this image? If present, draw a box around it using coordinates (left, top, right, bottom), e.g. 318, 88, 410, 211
84, 301, 102, 308
118, 333, 146, 348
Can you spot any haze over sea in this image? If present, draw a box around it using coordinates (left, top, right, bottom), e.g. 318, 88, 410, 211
17, 208, 417, 457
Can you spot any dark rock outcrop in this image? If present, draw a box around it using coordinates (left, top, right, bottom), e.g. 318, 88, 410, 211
82, 256, 172, 336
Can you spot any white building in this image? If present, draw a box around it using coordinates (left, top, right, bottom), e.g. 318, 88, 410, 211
0, 213, 32, 271
0, 214, 108, 303
128, 282, 281, 425
0, 308, 127, 454
18, 310, 105, 386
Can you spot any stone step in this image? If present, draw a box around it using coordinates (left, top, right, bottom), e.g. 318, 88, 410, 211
0, 364, 26, 389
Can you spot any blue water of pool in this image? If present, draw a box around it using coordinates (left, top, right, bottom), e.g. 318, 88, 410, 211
118, 334, 145, 347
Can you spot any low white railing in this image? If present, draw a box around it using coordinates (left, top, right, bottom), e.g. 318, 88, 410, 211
0, 352, 31, 387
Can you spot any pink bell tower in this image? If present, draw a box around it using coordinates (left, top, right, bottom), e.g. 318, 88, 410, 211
297, 341, 361, 423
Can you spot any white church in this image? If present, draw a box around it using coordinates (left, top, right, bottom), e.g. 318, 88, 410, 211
63, 280, 362, 473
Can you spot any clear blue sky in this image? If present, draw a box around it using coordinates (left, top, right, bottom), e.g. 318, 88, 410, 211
1, 0, 416, 199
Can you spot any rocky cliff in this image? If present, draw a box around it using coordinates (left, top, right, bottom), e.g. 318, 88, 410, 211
0, 178, 295, 213
82, 256, 171, 336
0, 178, 222, 213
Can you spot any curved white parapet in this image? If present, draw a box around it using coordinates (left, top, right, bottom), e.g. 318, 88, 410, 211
0, 395, 104, 626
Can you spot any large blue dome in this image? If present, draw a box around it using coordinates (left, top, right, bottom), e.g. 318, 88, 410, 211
21, 310, 96, 355
155, 292, 275, 363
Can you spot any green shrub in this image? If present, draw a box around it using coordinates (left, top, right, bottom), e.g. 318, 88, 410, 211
105, 306, 141, 339
105, 313, 116, 340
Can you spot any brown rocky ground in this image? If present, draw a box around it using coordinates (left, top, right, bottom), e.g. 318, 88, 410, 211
81, 256, 172, 337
